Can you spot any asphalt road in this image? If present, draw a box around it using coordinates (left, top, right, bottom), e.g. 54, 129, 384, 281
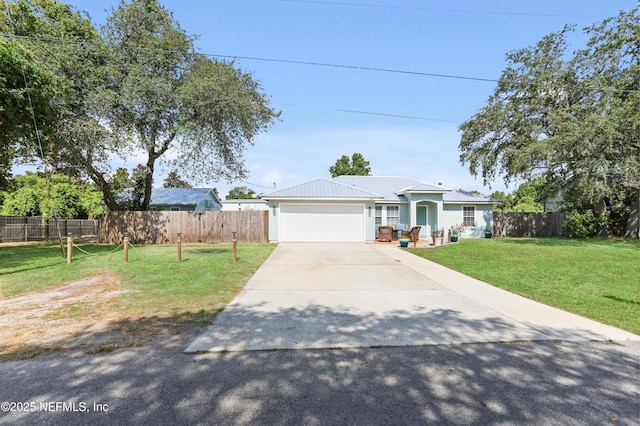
0, 328, 638, 425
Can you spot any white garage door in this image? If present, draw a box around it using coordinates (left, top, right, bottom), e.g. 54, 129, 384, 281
280, 204, 365, 242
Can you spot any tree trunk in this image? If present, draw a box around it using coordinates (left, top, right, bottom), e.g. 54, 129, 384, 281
142, 159, 155, 211
624, 193, 639, 238
595, 197, 609, 237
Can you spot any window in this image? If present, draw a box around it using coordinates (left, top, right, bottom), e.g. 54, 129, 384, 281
375, 205, 399, 227
463, 206, 475, 227
170, 207, 180, 211
386, 206, 399, 227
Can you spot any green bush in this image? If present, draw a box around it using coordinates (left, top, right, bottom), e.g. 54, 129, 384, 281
608, 205, 630, 237
561, 210, 608, 238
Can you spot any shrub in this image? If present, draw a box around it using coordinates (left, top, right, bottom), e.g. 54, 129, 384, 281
561, 210, 608, 238
608, 205, 630, 237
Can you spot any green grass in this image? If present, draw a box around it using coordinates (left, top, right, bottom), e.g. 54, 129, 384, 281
408, 237, 640, 335
0, 242, 276, 319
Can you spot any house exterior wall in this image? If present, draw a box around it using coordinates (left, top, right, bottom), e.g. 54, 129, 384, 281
221, 199, 269, 211
442, 204, 494, 237
196, 192, 222, 211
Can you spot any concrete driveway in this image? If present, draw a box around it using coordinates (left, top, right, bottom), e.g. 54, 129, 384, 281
186, 243, 639, 352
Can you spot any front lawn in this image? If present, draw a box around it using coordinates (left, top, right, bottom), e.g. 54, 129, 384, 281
408, 237, 640, 335
1, 242, 275, 316
0, 242, 276, 359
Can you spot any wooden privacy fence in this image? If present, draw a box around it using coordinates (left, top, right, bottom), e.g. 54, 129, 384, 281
0, 216, 98, 242
493, 212, 568, 237
98, 210, 269, 244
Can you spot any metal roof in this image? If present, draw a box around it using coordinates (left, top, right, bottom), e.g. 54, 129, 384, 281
262, 178, 383, 199
333, 176, 450, 202
443, 189, 501, 204
261, 177, 498, 204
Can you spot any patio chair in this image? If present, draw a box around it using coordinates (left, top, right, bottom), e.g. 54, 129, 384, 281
406, 226, 421, 247
378, 226, 393, 242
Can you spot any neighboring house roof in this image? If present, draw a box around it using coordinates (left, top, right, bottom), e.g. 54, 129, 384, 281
150, 188, 219, 206
262, 178, 384, 200
443, 189, 501, 204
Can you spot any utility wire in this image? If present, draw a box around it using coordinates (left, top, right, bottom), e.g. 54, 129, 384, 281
239, 180, 276, 190
333, 108, 460, 123
3, 32, 638, 95
1, 32, 497, 83
211, 53, 498, 83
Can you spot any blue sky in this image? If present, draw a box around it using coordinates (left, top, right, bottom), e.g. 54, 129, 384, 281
61, 0, 637, 198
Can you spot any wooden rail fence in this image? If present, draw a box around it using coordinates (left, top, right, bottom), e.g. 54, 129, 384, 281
98, 210, 269, 244
493, 212, 568, 237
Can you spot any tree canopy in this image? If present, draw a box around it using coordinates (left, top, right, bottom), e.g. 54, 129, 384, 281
1, 0, 280, 211
490, 178, 546, 212
163, 170, 192, 188
226, 186, 259, 200
0, 0, 105, 192
459, 8, 639, 232
1, 173, 105, 219
329, 153, 371, 178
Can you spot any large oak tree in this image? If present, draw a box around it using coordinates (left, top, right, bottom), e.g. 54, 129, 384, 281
1, 0, 280, 211
459, 8, 639, 236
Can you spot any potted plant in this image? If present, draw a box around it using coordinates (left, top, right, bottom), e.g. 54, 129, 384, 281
399, 235, 410, 248
450, 224, 464, 242
484, 225, 493, 238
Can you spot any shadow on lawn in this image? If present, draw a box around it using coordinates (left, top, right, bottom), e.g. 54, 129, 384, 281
0, 305, 637, 424
603, 294, 640, 306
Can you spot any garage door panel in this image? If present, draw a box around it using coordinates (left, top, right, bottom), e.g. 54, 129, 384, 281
280, 204, 364, 242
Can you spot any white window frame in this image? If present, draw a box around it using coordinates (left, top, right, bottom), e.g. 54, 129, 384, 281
375, 205, 400, 227
463, 206, 475, 227
386, 205, 399, 227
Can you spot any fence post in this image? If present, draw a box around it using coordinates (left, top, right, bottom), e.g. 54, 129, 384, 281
177, 232, 182, 262
123, 232, 129, 263
66, 233, 72, 264
232, 231, 237, 263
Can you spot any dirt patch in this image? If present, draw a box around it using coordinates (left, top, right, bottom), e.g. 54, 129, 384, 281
0, 273, 137, 359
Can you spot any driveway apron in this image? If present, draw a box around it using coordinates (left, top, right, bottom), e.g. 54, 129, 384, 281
185, 243, 639, 352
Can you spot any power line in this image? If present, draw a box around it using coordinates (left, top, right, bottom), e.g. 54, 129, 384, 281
0, 32, 498, 83
279, 0, 595, 19
239, 180, 276, 190
211, 53, 498, 83
3, 31, 637, 97
332, 108, 460, 123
